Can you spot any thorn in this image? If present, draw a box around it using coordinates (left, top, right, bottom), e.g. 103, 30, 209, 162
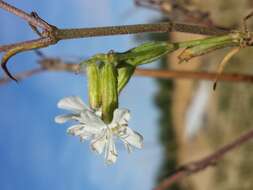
1, 38, 51, 82
1, 61, 18, 82
1, 47, 21, 82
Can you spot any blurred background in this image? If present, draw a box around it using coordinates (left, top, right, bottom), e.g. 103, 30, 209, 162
1, 0, 253, 190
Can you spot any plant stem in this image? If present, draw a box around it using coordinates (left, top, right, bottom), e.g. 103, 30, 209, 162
135, 68, 253, 83
0, 0, 51, 30
56, 22, 229, 40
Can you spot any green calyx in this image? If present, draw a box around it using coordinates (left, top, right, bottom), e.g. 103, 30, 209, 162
85, 61, 101, 109
80, 34, 248, 124
117, 64, 136, 93
116, 41, 179, 66
115, 41, 179, 93
100, 54, 118, 124
178, 33, 241, 63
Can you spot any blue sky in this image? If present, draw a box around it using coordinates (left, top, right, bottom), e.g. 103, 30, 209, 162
0, 1, 164, 190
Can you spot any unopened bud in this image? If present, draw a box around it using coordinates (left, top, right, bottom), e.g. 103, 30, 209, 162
117, 65, 135, 93
100, 54, 118, 124
86, 61, 101, 109
178, 35, 237, 63
117, 41, 179, 66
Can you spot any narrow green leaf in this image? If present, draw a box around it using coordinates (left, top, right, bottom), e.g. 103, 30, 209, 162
117, 64, 136, 93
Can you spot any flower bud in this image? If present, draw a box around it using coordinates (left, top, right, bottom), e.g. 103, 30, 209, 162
86, 61, 101, 109
117, 41, 179, 66
117, 65, 135, 93
100, 55, 118, 124
178, 35, 237, 63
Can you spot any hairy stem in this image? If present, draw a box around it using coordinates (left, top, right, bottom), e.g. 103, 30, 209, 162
0, 1, 51, 30
56, 22, 229, 40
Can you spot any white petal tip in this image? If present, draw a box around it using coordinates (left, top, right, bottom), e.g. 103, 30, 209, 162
138, 142, 144, 149
57, 96, 87, 112
54, 116, 66, 124
90, 146, 103, 155
105, 157, 117, 165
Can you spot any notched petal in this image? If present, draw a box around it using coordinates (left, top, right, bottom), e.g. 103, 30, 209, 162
80, 111, 106, 129
104, 132, 117, 164
90, 132, 107, 154
66, 124, 85, 135
54, 114, 79, 123
57, 96, 88, 112
111, 108, 130, 126
121, 128, 144, 149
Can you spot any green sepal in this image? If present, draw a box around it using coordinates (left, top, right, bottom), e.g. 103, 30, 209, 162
100, 55, 118, 124
178, 34, 240, 63
117, 64, 136, 93
116, 41, 179, 66
85, 61, 101, 109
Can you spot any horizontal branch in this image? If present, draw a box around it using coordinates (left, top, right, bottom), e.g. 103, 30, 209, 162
56, 22, 229, 40
155, 127, 253, 190
0, 0, 232, 81
0, 68, 44, 85
135, 0, 216, 27
0, 1, 51, 30
1, 56, 253, 85
135, 68, 253, 83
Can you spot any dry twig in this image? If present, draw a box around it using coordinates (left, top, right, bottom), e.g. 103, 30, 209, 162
1, 54, 253, 86
135, 0, 215, 26
154, 127, 253, 190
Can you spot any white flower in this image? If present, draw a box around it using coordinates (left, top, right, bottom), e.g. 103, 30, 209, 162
55, 96, 143, 164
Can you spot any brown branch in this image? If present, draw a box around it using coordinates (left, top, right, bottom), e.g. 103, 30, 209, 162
1, 37, 56, 81
134, 0, 229, 30
0, 68, 44, 85
0, 1, 51, 30
0, 0, 230, 81
135, 0, 212, 25
2, 56, 253, 85
135, 68, 253, 83
154, 127, 253, 190
0, 0, 228, 43
56, 22, 228, 40
0, 57, 78, 84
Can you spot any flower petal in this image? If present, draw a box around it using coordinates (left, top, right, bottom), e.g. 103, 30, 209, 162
120, 127, 143, 149
67, 123, 103, 137
67, 124, 85, 135
123, 143, 134, 153
90, 131, 107, 154
110, 108, 130, 127
54, 114, 79, 124
79, 110, 106, 130
57, 96, 89, 112
105, 133, 117, 164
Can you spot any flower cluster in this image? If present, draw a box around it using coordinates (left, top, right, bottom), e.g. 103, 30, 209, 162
55, 96, 143, 164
